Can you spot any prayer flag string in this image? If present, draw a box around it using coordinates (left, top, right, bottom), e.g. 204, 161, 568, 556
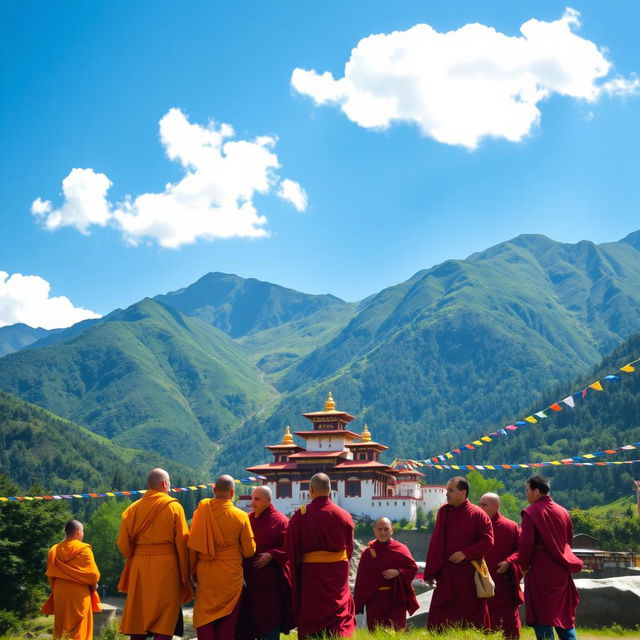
422, 357, 640, 464
0, 475, 266, 503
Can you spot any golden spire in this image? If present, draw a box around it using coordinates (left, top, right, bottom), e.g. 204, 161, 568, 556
281, 425, 294, 445
324, 391, 336, 411
360, 424, 372, 442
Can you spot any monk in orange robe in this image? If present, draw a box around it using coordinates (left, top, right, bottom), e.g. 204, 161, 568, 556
285, 473, 356, 639
354, 517, 419, 630
117, 468, 192, 640
188, 474, 256, 640
41, 519, 101, 640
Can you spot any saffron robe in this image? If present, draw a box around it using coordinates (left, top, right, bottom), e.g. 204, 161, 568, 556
188, 498, 256, 630
354, 538, 419, 630
424, 499, 494, 630
117, 490, 192, 636
238, 504, 293, 640
507, 496, 582, 628
285, 496, 356, 639
485, 513, 524, 640
41, 539, 101, 640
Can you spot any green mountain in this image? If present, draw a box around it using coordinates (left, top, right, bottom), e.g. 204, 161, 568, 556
218, 233, 640, 474
0, 323, 49, 357
452, 332, 640, 509
0, 298, 275, 470
155, 272, 357, 381
0, 391, 194, 493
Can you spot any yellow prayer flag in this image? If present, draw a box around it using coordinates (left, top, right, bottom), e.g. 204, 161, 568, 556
550, 461, 562, 465
524, 416, 537, 423
481, 436, 491, 442
486, 465, 495, 470
583, 454, 595, 459
445, 452, 454, 459
621, 365, 635, 373
589, 381, 604, 391
472, 440, 483, 446
451, 465, 460, 470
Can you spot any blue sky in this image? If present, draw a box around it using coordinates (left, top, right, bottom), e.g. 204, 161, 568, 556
1, 1, 638, 328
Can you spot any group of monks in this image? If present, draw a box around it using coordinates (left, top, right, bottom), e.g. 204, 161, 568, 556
41, 470, 583, 640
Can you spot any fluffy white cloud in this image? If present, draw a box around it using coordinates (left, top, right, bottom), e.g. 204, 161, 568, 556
31, 109, 306, 248
291, 8, 638, 149
277, 178, 308, 212
0, 271, 101, 329
31, 168, 112, 233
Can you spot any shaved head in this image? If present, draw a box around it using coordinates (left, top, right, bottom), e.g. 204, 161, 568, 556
310, 473, 331, 496
250, 485, 272, 514
147, 468, 170, 492
64, 519, 84, 539
215, 474, 235, 498
479, 492, 501, 517
373, 516, 393, 542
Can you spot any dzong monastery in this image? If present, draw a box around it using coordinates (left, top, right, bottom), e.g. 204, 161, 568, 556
240, 392, 446, 522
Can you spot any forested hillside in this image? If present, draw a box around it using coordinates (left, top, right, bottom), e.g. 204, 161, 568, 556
0, 392, 195, 493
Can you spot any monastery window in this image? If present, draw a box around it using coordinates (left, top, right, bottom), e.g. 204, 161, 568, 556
276, 478, 292, 499
357, 452, 368, 461
300, 482, 309, 491
345, 476, 361, 498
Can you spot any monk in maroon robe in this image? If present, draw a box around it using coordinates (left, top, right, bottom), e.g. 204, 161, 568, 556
238, 486, 293, 640
500, 476, 582, 640
354, 517, 419, 630
479, 493, 524, 639
424, 476, 494, 630
285, 473, 356, 639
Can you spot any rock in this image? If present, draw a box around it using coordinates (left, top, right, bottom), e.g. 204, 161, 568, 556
93, 603, 118, 636
406, 587, 433, 628
574, 576, 640, 629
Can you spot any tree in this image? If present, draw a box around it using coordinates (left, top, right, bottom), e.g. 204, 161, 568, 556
85, 498, 129, 595
0, 475, 70, 616
466, 470, 524, 521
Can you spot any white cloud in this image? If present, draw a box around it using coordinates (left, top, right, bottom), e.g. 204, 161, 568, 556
291, 8, 638, 149
0, 271, 101, 330
278, 178, 308, 212
31, 168, 112, 233
31, 109, 306, 248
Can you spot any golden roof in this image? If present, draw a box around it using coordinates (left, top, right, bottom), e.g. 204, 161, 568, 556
281, 425, 295, 445
325, 391, 336, 411
360, 424, 372, 442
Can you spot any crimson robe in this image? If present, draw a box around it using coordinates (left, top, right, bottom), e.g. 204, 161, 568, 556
485, 512, 524, 640
354, 538, 419, 630
285, 496, 356, 639
507, 496, 582, 628
238, 504, 293, 639
424, 499, 494, 630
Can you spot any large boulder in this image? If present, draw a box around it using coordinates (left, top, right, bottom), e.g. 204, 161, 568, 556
574, 576, 640, 628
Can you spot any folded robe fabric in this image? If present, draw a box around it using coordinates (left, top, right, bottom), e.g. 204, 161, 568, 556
354, 538, 419, 630
285, 496, 356, 639
188, 497, 256, 629
41, 539, 101, 640
507, 495, 582, 628
424, 499, 494, 630
117, 490, 192, 636
238, 503, 293, 640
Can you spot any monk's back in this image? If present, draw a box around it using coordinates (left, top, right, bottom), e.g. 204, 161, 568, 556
122, 499, 183, 545
296, 497, 353, 553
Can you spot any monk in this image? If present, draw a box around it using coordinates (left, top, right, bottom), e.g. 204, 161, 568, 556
117, 468, 192, 640
354, 516, 419, 630
499, 476, 583, 640
424, 475, 494, 630
285, 472, 356, 639
188, 474, 256, 640
238, 485, 293, 640
479, 493, 524, 639
41, 519, 101, 640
